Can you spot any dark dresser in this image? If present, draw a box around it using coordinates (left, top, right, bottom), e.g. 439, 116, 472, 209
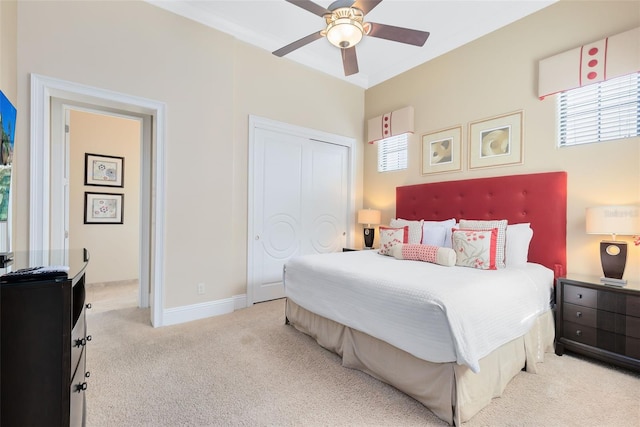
555, 274, 640, 372
1, 249, 90, 426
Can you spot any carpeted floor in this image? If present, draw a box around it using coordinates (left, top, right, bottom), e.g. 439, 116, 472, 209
84, 289, 640, 426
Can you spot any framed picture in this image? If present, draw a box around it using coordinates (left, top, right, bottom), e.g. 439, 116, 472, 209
421, 126, 462, 175
468, 111, 523, 169
84, 192, 124, 224
85, 153, 124, 187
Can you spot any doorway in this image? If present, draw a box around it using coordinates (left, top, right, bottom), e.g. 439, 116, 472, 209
65, 107, 141, 311
29, 74, 167, 327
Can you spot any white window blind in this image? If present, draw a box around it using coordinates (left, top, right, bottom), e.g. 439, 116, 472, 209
558, 72, 640, 146
377, 133, 408, 172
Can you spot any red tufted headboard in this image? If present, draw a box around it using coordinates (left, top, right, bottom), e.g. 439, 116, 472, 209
396, 172, 567, 276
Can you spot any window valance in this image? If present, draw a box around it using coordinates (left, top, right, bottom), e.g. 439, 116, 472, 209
367, 106, 414, 144
538, 26, 639, 99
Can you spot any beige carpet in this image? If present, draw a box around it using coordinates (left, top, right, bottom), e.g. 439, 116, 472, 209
85, 296, 640, 426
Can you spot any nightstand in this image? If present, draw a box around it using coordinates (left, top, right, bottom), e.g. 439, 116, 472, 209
555, 274, 640, 372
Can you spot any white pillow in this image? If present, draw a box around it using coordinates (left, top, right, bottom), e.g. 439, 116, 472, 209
390, 218, 423, 244
505, 223, 533, 267
422, 226, 447, 247
422, 218, 456, 248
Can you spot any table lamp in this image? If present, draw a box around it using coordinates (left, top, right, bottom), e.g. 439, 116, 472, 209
358, 209, 381, 249
586, 205, 640, 285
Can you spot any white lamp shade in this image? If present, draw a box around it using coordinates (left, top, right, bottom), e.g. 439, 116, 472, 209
585, 205, 640, 236
357, 209, 381, 226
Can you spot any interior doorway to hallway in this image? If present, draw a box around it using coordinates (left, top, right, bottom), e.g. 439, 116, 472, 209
30, 74, 167, 327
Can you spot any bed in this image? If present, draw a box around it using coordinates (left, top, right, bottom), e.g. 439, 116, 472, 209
283, 171, 567, 425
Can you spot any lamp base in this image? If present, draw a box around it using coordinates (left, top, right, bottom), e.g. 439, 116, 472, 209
600, 277, 627, 287
363, 227, 375, 249
600, 240, 627, 280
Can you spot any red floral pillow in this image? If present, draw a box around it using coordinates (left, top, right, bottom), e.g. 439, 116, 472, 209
452, 228, 498, 270
378, 226, 409, 256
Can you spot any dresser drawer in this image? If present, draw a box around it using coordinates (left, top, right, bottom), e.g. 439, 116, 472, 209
563, 303, 596, 327
563, 321, 597, 346
627, 336, 640, 359
71, 307, 86, 377
563, 284, 597, 308
627, 295, 640, 318
627, 315, 640, 340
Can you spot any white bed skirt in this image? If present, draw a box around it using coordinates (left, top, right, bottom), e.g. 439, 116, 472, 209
285, 299, 555, 425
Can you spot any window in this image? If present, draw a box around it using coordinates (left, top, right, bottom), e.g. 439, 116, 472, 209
377, 133, 408, 172
558, 72, 640, 146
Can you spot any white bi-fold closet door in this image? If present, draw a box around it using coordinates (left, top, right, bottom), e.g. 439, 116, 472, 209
249, 117, 353, 304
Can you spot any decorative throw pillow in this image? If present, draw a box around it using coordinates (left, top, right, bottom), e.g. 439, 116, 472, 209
452, 228, 498, 270
505, 223, 534, 267
390, 244, 456, 267
378, 226, 409, 256
422, 218, 456, 248
459, 219, 508, 268
390, 218, 423, 244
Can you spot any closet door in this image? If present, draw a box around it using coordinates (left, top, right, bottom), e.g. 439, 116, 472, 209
250, 127, 348, 303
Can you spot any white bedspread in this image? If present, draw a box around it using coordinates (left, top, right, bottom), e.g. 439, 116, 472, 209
284, 250, 553, 373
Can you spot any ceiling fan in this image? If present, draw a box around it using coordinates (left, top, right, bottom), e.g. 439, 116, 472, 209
273, 0, 430, 76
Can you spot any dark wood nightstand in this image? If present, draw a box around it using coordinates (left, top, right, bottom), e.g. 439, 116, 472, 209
555, 274, 640, 372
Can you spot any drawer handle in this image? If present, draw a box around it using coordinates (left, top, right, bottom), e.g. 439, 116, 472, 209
75, 382, 88, 393
86, 303, 92, 309
74, 338, 87, 347
85, 371, 91, 378
86, 335, 92, 342
575, 330, 582, 337
577, 293, 583, 299
576, 311, 582, 318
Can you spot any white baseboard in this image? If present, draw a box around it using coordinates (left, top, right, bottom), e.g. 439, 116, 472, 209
162, 294, 248, 326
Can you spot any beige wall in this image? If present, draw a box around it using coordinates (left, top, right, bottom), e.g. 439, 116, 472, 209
14, 1, 365, 309
364, 0, 640, 281
69, 110, 140, 284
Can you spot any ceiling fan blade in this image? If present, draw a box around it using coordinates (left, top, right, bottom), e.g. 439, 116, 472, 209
368, 22, 430, 47
285, 0, 331, 17
273, 31, 324, 57
352, 0, 383, 15
341, 46, 359, 76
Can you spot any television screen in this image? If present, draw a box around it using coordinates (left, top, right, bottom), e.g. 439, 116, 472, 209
0, 90, 16, 222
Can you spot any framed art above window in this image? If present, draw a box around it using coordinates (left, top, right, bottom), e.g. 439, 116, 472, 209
84, 153, 124, 187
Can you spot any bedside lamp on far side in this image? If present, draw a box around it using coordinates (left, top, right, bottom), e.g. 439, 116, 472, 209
586, 205, 640, 285
358, 209, 381, 249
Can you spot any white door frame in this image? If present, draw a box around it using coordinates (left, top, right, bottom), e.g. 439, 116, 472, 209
247, 115, 356, 306
29, 73, 167, 327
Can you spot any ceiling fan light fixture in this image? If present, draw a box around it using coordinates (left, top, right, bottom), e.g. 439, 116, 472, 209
325, 18, 364, 48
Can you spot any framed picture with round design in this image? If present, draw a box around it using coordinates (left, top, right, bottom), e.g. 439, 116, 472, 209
468, 111, 523, 169
84, 192, 124, 224
84, 153, 124, 187
421, 125, 462, 175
